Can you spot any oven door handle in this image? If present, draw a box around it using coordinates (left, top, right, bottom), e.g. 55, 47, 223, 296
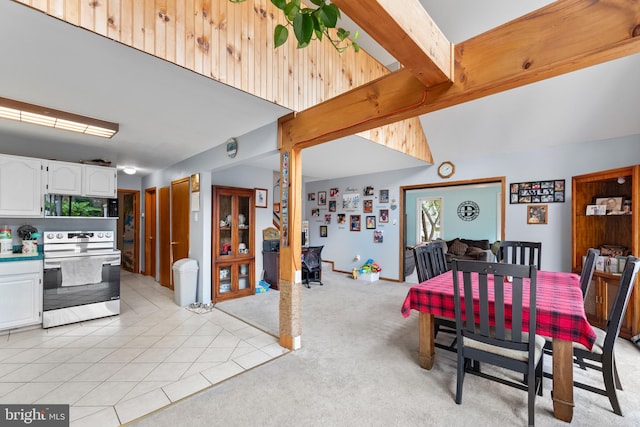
44, 255, 120, 269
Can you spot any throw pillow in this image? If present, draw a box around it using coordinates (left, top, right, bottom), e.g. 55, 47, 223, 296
449, 239, 468, 256
465, 246, 485, 259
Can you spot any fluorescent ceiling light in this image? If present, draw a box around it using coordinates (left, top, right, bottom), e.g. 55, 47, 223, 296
0, 97, 118, 138
123, 167, 136, 175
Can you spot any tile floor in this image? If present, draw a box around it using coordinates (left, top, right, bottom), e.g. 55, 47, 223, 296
0, 271, 288, 426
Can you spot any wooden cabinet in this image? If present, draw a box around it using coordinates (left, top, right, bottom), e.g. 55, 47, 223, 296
572, 165, 639, 339
212, 186, 255, 302
0, 154, 43, 217
0, 260, 43, 331
46, 160, 83, 195
263, 251, 280, 290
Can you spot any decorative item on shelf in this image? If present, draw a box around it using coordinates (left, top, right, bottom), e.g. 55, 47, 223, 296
225, 214, 232, 226
240, 264, 248, 275
622, 199, 632, 215
238, 213, 246, 227
595, 197, 624, 215
238, 243, 248, 254
219, 269, 229, 279
0, 226, 12, 255
586, 204, 607, 216
221, 242, 232, 255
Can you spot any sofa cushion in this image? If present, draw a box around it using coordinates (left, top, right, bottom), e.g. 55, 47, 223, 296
449, 239, 469, 256
460, 239, 490, 250
465, 246, 486, 258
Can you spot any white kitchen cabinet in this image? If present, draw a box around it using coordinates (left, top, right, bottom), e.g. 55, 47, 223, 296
0, 154, 43, 217
0, 260, 42, 331
83, 164, 117, 197
46, 160, 83, 195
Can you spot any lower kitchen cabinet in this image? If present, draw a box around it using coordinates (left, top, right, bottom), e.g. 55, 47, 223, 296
0, 260, 42, 330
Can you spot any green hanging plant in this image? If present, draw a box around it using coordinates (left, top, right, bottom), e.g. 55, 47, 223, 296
230, 0, 359, 52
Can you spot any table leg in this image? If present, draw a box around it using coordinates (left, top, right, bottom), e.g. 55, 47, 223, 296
552, 338, 575, 422
418, 312, 435, 370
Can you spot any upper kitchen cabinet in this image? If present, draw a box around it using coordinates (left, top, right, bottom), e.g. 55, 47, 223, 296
0, 154, 43, 217
82, 165, 117, 198
46, 160, 83, 195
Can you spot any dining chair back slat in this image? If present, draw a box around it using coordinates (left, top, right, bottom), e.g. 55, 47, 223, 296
497, 241, 542, 269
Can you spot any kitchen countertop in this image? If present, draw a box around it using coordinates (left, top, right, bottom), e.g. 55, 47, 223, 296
0, 252, 44, 262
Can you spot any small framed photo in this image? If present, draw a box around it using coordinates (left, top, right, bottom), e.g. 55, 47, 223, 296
337, 213, 346, 224
595, 197, 624, 215
527, 204, 547, 224
311, 208, 320, 217
328, 200, 336, 212
618, 256, 627, 273
373, 229, 383, 243
586, 204, 606, 216
366, 215, 376, 229
363, 199, 373, 213
379, 189, 389, 203
324, 214, 331, 224
308, 192, 316, 201
330, 188, 339, 198
363, 186, 374, 196
379, 209, 389, 223
255, 188, 268, 208
273, 202, 280, 213
318, 191, 326, 205
350, 215, 361, 232
320, 225, 328, 238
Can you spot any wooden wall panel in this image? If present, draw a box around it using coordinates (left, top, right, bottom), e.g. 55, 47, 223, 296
15, 0, 431, 162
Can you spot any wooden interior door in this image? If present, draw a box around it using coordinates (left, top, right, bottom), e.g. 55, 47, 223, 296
159, 186, 171, 288
144, 187, 156, 278
171, 177, 191, 271
117, 190, 140, 273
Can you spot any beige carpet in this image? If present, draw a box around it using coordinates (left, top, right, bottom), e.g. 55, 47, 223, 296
131, 266, 640, 426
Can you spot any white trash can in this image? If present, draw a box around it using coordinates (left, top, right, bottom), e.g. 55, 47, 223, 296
173, 258, 199, 307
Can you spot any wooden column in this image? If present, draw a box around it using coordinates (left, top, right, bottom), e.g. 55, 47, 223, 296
278, 126, 303, 350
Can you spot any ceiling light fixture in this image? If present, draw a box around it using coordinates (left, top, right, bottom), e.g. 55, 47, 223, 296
123, 167, 137, 175
617, 177, 626, 184
0, 97, 118, 138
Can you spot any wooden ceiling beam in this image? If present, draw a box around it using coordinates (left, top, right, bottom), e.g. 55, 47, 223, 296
282, 0, 640, 147
333, 0, 452, 87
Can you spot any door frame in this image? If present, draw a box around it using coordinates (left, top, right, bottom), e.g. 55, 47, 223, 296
117, 189, 140, 273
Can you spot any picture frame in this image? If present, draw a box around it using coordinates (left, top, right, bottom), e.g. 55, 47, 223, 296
373, 229, 383, 243
255, 188, 268, 208
273, 202, 280, 213
595, 197, 624, 215
311, 208, 320, 217
324, 214, 331, 224
379, 189, 389, 203
337, 213, 346, 224
363, 199, 373, 213
342, 193, 360, 211
330, 187, 339, 198
510, 179, 565, 204
366, 215, 376, 229
350, 215, 361, 232
328, 200, 336, 212
317, 191, 327, 205
363, 186, 374, 196
379, 209, 389, 223
586, 204, 606, 216
320, 225, 328, 238
527, 204, 548, 224
307, 192, 316, 201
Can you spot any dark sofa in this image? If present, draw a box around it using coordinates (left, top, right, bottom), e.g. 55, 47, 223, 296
442, 238, 495, 269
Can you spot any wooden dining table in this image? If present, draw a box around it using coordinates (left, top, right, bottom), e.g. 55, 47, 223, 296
401, 269, 597, 423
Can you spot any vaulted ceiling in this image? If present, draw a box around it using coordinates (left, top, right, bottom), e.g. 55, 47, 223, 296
1, 1, 638, 180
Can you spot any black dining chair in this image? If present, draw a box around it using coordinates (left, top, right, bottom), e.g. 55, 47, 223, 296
580, 248, 600, 300
413, 242, 457, 352
496, 241, 542, 269
570, 256, 640, 416
302, 246, 324, 288
452, 260, 544, 427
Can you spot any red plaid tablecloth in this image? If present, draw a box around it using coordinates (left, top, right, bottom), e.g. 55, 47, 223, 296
401, 270, 596, 350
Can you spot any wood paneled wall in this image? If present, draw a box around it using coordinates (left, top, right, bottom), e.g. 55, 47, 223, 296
16, 0, 432, 162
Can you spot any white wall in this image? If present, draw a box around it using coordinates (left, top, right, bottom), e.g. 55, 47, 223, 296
305, 135, 640, 279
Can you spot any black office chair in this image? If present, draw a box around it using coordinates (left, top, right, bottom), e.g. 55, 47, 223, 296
496, 241, 542, 269
302, 245, 323, 288
570, 256, 640, 416
413, 242, 457, 352
452, 260, 544, 427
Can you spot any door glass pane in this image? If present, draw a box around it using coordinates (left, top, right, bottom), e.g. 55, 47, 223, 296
218, 266, 231, 293
238, 194, 250, 253
219, 194, 232, 256
238, 263, 249, 289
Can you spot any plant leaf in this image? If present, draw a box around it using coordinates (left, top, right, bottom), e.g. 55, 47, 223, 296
336, 28, 350, 41
318, 4, 338, 28
352, 42, 360, 53
271, 0, 286, 11
293, 13, 313, 47
284, 1, 300, 21
309, 0, 324, 6
274, 24, 289, 48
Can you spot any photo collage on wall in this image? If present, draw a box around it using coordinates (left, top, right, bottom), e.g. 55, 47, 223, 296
308, 185, 390, 243
509, 179, 565, 204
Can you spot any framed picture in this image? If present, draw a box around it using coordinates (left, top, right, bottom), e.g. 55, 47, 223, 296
510, 179, 565, 204
366, 215, 376, 229
328, 200, 336, 212
308, 192, 316, 201
330, 187, 339, 198
320, 225, 328, 237
273, 202, 281, 213
342, 193, 360, 211
337, 213, 346, 224
363, 199, 373, 213
373, 229, 383, 243
324, 214, 331, 224
379, 189, 389, 203
318, 191, 326, 205
255, 188, 268, 208
527, 204, 548, 224
350, 215, 361, 232
363, 186, 374, 196
595, 197, 624, 215
311, 208, 320, 217
379, 209, 389, 223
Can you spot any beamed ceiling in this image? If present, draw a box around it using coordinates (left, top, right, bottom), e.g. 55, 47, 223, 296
0, 0, 639, 180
